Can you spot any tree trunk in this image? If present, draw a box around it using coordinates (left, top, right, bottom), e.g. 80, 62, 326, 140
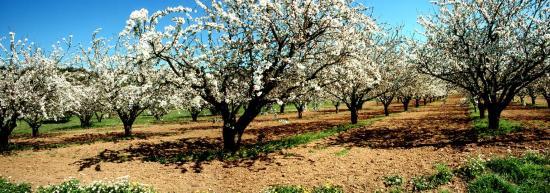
423, 97, 428, 105
31, 126, 39, 138
402, 99, 410, 111
25, 120, 41, 138
222, 125, 239, 152
0, 133, 9, 152
487, 105, 502, 131
295, 103, 305, 119
383, 103, 390, 116
546, 97, 550, 109
154, 115, 162, 121
95, 112, 104, 122
357, 101, 365, 110
79, 114, 93, 128
478, 104, 486, 119
123, 123, 132, 137
335, 105, 339, 114
477, 98, 486, 119
279, 103, 285, 114
530, 96, 536, 106
350, 105, 358, 124
191, 111, 200, 122
415, 98, 420, 108
519, 96, 525, 106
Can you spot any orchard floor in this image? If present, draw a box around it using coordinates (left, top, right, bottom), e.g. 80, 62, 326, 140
0, 96, 548, 193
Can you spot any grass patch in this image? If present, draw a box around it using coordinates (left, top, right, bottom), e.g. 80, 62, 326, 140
469, 108, 523, 137
0, 178, 31, 193
412, 164, 454, 191
335, 148, 350, 157
465, 153, 549, 193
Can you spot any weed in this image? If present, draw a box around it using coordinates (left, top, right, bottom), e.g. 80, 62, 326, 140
467, 174, 517, 193
312, 184, 344, 193
383, 175, 404, 187
264, 185, 305, 193
0, 177, 31, 193
335, 148, 350, 157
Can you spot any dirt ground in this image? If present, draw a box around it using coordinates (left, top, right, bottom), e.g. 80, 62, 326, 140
0, 97, 548, 193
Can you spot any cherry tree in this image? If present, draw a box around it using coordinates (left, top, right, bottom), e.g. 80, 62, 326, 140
415, 0, 549, 130
130, 0, 375, 150
81, 28, 170, 137
0, 33, 73, 149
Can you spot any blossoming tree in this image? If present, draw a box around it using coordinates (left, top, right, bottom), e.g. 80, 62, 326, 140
0, 33, 72, 148
415, 0, 549, 130
129, 0, 375, 150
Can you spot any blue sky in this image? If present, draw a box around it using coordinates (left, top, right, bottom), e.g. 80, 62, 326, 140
0, 0, 434, 48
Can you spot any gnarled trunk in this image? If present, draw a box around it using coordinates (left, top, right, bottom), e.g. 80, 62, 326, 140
530, 96, 537, 106
78, 113, 93, 128
123, 123, 132, 137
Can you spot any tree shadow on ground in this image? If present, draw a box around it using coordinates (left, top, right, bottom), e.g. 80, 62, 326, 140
329, 105, 549, 150
73, 121, 344, 173
10, 131, 176, 152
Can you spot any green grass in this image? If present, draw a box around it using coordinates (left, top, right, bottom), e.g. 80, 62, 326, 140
466, 153, 550, 193
0, 178, 31, 193
12, 109, 209, 135
335, 148, 350, 157
13, 101, 339, 136
469, 108, 523, 137
411, 164, 454, 191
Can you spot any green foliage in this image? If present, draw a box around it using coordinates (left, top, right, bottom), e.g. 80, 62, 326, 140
36, 178, 156, 193
265, 185, 305, 193
0, 178, 31, 193
464, 153, 549, 193
439, 189, 452, 193
457, 156, 486, 180
383, 175, 404, 187
312, 184, 344, 193
335, 148, 350, 157
412, 164, 453, 191
468, 174, 517, 193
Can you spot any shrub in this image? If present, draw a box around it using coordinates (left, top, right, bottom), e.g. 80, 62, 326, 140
383, 175, 404, 187
0, 178, 31, 193
468, 174, 517, 193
